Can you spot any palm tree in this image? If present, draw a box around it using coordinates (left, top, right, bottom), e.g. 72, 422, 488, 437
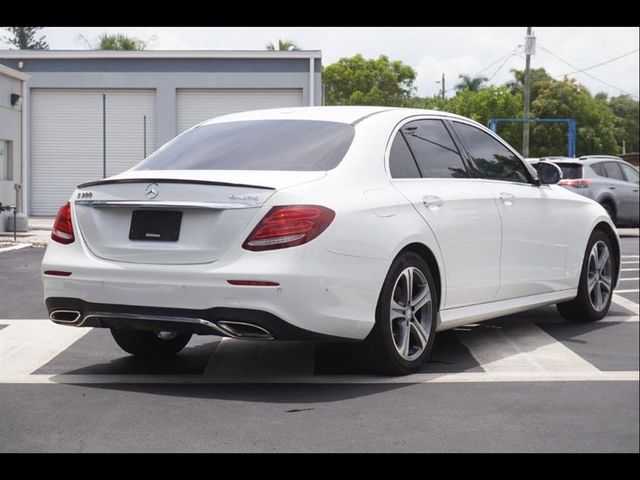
454, 74, 488, 92
265, 39, 300, 51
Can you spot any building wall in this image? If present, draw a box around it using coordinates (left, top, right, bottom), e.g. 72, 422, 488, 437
0, 55, 321, 215
0, 72, 22, 209
1, 57, 322, 147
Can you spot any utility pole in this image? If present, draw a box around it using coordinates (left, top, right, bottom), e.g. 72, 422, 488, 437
522, 26, 535, 157
441, 73, 446, 99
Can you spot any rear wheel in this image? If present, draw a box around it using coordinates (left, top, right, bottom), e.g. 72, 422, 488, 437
362, 252, 437, 375
110, 328, 192, 358
557, 230, 616, 322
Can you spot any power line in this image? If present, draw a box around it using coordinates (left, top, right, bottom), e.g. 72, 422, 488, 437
557, 52, 638, 73
445, 46, 521, 94
539, 44, 639, 99
486, 52, 519, 82
553, 48, 638, 77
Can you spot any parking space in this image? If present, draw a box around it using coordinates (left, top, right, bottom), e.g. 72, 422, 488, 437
0, 243, 638, 452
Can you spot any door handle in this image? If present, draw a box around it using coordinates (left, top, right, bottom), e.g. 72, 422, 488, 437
499, 192, 515, 206
422, 195, 443, 210
609, 186, 616, 190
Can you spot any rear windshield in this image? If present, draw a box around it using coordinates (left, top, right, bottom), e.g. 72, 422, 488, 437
557, 163, 582, 179
133, 120, 355, 171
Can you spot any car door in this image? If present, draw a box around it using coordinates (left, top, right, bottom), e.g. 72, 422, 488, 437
449, 120, 574, 301
387, 117, 502, 309
601, 161, 634, 223
618, 162, 640, 225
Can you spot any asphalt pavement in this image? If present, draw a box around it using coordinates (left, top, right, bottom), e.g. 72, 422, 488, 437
0, 237, 638, 452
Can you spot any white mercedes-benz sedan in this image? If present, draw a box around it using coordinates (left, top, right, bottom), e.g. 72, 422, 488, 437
42, 106, 620, 375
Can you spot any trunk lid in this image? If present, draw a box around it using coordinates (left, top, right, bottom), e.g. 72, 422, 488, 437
73, 170, 325, 264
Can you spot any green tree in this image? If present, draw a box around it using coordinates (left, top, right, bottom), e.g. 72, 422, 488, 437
2, 27, 49, 49
506, 68, 553, 105
454, 74, 488, 92
323, 54, 416, 106
265, 39, 300, 51
607, 94, 639, 153
445, 86, 524, 149
98, 33, 147, 50
530, 78, 618, 157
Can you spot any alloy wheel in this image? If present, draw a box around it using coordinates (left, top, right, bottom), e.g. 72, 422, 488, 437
587, 240, 613, 312
389, 266, 434, 361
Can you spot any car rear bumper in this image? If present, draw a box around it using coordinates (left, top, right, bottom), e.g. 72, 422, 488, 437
42, 239, 389, 341
45, 297, 351, 341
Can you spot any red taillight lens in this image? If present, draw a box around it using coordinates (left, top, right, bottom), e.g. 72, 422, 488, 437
558, 179, 591, 188
51, 201, 75, 244
242, 205, 335, 251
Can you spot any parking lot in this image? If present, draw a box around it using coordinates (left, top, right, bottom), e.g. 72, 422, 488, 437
0, 237, 638, 452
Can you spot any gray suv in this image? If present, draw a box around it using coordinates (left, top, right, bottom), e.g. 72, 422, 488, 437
530, 155, 639, 227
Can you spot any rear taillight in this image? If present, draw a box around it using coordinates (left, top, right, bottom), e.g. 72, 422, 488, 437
242, 205, 335, 251
51, 201, 75, 244
558, 179, 591, 188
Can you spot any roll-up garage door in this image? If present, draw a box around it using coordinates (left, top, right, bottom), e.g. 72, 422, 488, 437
30, 89, 155, 215
176, 88, 303, 134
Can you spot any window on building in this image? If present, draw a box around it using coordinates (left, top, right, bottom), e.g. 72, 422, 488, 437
0, 140, 11, 181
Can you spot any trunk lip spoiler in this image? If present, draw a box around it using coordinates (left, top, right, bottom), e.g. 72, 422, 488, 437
76, 178, 276, 190
75, 199, 258, 210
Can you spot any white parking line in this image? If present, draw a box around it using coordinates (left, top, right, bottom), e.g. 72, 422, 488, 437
612, 294, 640, 314
618, 278, 639, 281
615, 289, 640, 294
621, 268, 639, 272
621, 261, 639, 265
622, 255, 639, 259
0, 371, 637, 384
0, 320, 91, 376
455, 323, 599, 373
600, 315, 639, 323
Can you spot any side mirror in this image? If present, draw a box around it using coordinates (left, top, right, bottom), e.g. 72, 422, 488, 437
537, 161, 563, 185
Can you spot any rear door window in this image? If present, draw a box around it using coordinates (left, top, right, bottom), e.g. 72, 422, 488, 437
401, 120, 469, 178
389, 131, 421, 178
602, 162, 625, 181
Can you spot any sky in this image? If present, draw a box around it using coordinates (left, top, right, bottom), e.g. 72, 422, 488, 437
3, 27, 638, 99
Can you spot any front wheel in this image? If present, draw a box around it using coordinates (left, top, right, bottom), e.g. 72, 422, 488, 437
557, 230, 616, 322
110, 328, 192, 358
362, 252, 438, 375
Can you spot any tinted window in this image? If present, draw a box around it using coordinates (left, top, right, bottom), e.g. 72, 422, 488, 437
602, 162, 625, 181
452, 122, 531, 183
134, 120, 355, 171
389, 132, 421, 178
590, 162, 606, 177
557, 163, 582, 179
401, 120, 468, 178
620, 163, 640, 184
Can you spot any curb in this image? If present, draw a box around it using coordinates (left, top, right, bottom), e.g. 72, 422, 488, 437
0, 244, 32, 254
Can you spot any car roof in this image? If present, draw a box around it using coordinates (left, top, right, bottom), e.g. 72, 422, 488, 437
199, 105, 485, 128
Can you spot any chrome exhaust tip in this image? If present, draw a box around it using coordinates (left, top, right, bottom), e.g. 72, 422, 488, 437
217, 321, 273, 339
50, 309, 82, 324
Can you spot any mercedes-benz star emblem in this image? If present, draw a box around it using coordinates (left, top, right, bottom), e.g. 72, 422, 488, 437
145, 183, 159, 199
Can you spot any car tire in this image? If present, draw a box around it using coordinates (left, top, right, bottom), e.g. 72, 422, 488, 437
362, 251, 438, 375
110, 328, 192, 358
557, 230, 616, 322
600, 201, 617, 225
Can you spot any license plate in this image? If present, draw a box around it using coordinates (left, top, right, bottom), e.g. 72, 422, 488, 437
129, 210, 182, 242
